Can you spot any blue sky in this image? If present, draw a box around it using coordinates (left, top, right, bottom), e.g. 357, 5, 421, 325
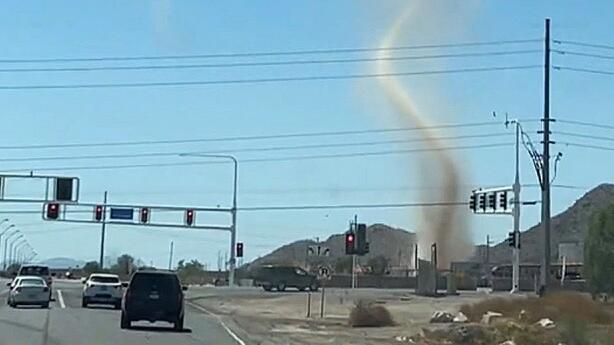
0, 1, 612, 268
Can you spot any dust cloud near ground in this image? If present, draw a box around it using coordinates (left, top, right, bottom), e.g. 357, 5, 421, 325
375, 3, 473, 267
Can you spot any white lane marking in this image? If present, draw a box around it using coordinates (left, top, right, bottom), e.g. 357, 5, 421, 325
187, 300, 246, 345
57, 289, 66, 309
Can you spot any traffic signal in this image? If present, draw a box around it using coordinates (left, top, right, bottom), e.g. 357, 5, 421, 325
356, 223, 367, 255
236, 242, 244, 257
185, 209, 195, 226
364, 242, 370, 254
46, 203, 60, 220
94, 205, 104, 222
478, 193, 486, 211
469, 193, 477, 212
55, 178, 73, 201
507, 231, 516, 248
488, 193, 496, 210
499, 192, 508, 210
345, 233, 355, 255
139, 207, 150, 223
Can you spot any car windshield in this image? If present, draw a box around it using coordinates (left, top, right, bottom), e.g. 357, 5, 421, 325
90, 276, 119, 283
19, 267, 49, 276
130, 274, 178, 293
19, 278, 44, 286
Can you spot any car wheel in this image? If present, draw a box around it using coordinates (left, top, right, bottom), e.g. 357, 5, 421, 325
81, 298, 88, 308
262, 285, 272, 292
41, 302, 49, 309
309, 283, 319, 292
120, 312, 131, 329
276, 283, 286, 292
298, 286, 307, 291
174, 315, 184, 331
114, 302, 121, 310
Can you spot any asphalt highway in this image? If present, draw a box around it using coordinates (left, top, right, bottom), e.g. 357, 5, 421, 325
0, 280, 245, 345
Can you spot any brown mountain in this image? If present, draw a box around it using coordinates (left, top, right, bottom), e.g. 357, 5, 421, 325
246, 223, 416, 270
480, 183, 614, 264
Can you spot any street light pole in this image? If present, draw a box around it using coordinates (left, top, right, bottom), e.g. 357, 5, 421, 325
0, 219, 9, 227
0, 225, 15, 262
178, 153, 239, 287
10, 238, 25, 267
3, 230, 20, 270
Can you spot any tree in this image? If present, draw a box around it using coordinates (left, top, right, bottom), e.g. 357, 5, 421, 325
367, 255, 390, 276
82, 261, 101, 276
110, 254, 135, 277
585, 204, 614, 296
177, 259, 206, 283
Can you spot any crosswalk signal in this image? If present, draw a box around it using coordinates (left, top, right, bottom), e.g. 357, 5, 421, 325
478, 193, 486, 211
46, 203, 60, 220
139, 208, 150, 224
469, 193, 477, 212
94, 205, 104, 222
488, 193, 497, 210
345, 233, 356, 255
236, 242, 244, 258
185, 209, 195, 226
499, 192, 508, 210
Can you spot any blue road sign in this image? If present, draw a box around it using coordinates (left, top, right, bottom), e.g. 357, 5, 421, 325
110, 208, 134, 220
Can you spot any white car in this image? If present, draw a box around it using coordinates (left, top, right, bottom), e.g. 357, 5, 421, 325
6, 276, 50, 308
82, 273, 123, 309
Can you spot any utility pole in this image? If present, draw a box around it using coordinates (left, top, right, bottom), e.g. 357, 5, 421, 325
351, 214, 357, 289
511, 120, 522, 293
540, 18, 552, 295
485, 235, 490, 265
168, 241, 174, 270
99, 191, 108, 269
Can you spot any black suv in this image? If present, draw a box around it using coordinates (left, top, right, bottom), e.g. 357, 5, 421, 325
120, 270, 187, 330
253, 265, 319, 292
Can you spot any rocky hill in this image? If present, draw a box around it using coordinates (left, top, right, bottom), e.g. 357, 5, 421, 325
246, 223, 417, 271
483, 183, 614, 264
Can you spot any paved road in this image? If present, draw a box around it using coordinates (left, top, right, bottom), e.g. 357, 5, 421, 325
0, 280, 244, 345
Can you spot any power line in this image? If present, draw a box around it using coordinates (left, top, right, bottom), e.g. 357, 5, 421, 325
0, 121, 508, 150
553, 49, 614, 60
555, 131, 614, 142
553, 65, 614, 76
0, 133, 509, 163
0, 50, 542, 73
553, 39, 614, 51
0, 39, 542, 64
0, 142, 511, 173
0, 65, 542, 91
557, 141, 614, 152
556, 119, 614, 130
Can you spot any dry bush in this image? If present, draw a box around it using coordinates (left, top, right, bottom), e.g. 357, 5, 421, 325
459, 292, 611, 324
348, 300, 395, 327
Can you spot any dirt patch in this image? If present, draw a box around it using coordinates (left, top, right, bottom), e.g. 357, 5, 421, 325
460, 292, 611, 324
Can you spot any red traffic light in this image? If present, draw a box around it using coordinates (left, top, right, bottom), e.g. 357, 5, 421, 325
94, 205, 104, 222
46, 203, 60, 220
185, 209, 195, 226
345, 233, 355, 255
236, 242, 244, 258
139, 208, 150, 223
347, 234, 354, 242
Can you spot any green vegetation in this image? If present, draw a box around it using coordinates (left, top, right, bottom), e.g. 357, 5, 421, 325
585, 204, 614, 296
348, 300, 395, 327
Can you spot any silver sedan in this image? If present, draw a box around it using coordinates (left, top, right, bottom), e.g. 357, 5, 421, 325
6, 276, 50, 308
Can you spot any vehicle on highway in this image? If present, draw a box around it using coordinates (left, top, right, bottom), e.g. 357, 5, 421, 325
120, 270, 187, 330
252, 265, 320, 292
6, 276, 50, 308
16, 264, 53, 298
82, 273, 124, 309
